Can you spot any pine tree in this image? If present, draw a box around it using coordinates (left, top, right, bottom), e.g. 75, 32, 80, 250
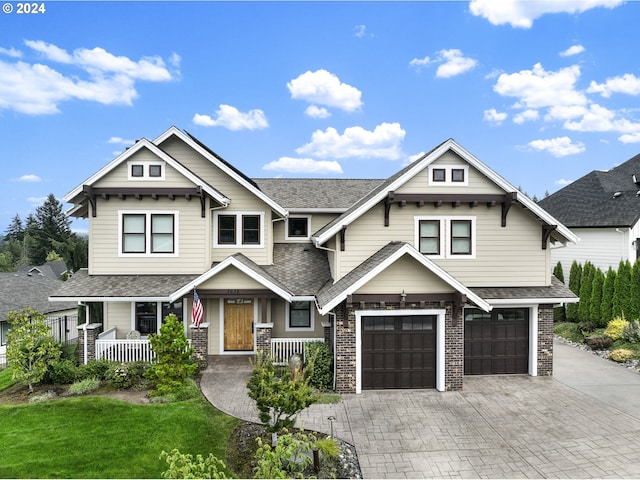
4, 214, 24, 242
30, 194, 72, 265
566, 261, 582, 321
601, 267, 616, 326
578, 262, 594, 321
590, 268, 604, 324
613, 260, 632, 319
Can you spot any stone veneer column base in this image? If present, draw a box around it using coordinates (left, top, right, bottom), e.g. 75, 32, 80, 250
255, 323, 273, 359
77, 323, 103, 365
189, 323, 209, 365
537, 305, 554, 376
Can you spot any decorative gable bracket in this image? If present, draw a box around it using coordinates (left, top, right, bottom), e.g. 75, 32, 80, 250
82, 185, 210, 218
542, 224, 557, 250
384, 191, 518, 227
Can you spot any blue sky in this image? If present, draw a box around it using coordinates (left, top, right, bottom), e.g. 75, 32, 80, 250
2, 0, 640, 233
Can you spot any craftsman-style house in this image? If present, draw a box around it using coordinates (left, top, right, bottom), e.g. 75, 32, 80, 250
51, 126, 578, 393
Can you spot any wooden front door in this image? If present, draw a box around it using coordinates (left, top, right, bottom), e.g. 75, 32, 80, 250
224, 299, 254, 351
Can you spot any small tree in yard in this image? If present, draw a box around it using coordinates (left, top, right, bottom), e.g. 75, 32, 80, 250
145, 314, 197, 396
553, 261, 566, 321
578, 261, 594, 321
566, 261, 582, 321
6, 308, 61, 393
614, 260, 632, 319
590, 268, 605, 323
247, 354, 319, 433
601, 267, 616, 326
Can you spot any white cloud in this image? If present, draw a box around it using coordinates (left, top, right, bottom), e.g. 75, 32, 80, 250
408, 56, 432, 71
494, 63, 586, 109
513, 109, 539, 124
436, 49, 478, 78
483, 108, 508, 124
0, 40, 177, 115
27, 196, 48, 206
0, 47, 22, 58
555, 178, 574, 186
403, 151, 427, 166
108, 136, 135, 146
619, 132, 640, 144
262, 157, 343, 175
528, 137, 585, 157
287, 69, 363, 112
560, 45, 585, 57
12, 174, 42, 183
469, 0, 623, 28
588, 74, 640, 98
296, 122, 406, 160
192, 104, 269, 131
305, 105, 331, 119
353, 25, 370, 38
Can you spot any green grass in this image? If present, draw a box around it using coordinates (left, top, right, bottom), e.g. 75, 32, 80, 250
0, 393, 239, 478
0, 366, 16, 390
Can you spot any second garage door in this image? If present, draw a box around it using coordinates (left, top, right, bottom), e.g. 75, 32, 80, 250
464, 308, 529, 375
362, 315, 436, 389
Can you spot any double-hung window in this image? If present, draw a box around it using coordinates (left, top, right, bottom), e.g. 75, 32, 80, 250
415, 216, 475, 258
287, 300, 314, 331
214, 212, 264, 248
120, 211, 178, 256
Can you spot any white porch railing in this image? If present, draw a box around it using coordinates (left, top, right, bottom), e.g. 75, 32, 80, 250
95, 338, 154, 363
270, 338, 323, 365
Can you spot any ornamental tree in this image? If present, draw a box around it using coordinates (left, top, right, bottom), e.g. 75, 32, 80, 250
601, 267, 616, 326
566, 261, 582, 321
6, 308, 61, 393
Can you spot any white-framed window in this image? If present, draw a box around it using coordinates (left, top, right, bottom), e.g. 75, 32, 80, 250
127, 160, 166, 181
285, 215, 311, 240
285, 300, 315, 332
427, 165, 469, 186
132, 300, 184, 336
119, 210, 179, 257
213, 211, 265, 248
414, 216, 476, 259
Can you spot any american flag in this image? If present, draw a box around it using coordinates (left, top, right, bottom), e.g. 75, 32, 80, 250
192, 288, 204, 328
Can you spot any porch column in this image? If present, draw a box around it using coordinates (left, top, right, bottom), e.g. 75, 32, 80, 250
444, 304, 463, 391
77, 323, 102, 365
255, 322, 273, 358
335, 302, 356, 394
537, 305, 554, 376
190, 323, 209, 362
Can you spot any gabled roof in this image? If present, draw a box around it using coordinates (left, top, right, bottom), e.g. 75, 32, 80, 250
312, 139, 578, 246
253, 178, 384, 211
63, 137, 230, 210
470, 276, 578, 305
154, 127, 288, 218
315, 241, 492, 315
263, 244, 332, 296
539, 153, 640, 228
18, 261, 68, 280
2, 273, 77, 319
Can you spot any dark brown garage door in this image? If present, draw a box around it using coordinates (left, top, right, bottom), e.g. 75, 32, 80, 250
464, 308, 529, 375
362, 315, 436, 389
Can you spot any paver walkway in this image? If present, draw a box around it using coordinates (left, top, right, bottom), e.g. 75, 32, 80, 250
200, 342, 640, 478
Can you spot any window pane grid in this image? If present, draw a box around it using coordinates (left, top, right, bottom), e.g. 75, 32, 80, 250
419, 220, 440, 255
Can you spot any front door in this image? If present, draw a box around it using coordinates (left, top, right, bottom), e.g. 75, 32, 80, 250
224, 299, 254, 351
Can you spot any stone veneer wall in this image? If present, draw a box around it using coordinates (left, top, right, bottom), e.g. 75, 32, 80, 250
537, 304, 554, 376
77, 323, 102, 365
334, 302, 356, 394
256, 325, 273, 358
189, 323, 209, 361
444, 304, 463, 391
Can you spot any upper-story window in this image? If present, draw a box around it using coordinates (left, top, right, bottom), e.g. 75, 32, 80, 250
286, 300, 315, 331
415, 216, 476, 259
119, 211, 178, 256
428, 165, 469, 186
127, 161, 165, 181
213, 211, 265, 248
285, 216, 311, 240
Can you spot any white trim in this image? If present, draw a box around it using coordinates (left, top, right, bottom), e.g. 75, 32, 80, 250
355, 309, 446, 394
317, 243, 491, 315
486, 297, 579, 306
285, 215, 312, 241
118, 210, 179, 257
213, 211, 265, 249
428, 164, 469, 187
153, 126, 287, 218
285, 300, 315, 332
50, 296, 171, 302
288, 208, 346, 214
529, 305, 539, 377
127, 160, 166, 181
170, 256, 292, 303
414, 215, 477, 259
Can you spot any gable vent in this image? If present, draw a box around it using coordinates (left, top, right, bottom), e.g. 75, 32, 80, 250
634, 174, 640, 185
613, 191, 623, 198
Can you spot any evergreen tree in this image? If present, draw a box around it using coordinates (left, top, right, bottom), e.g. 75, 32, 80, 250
566, 261, 582, 321
553, 261, 566, 321
4, 214, 24, 242
590, 268, 605, 324
578, 262, 594, 321
613, 260, 632, 319
601, 267, 616, 326
30, 194, 72, 265
52, 233, 88, 273
631, 259, 640, 321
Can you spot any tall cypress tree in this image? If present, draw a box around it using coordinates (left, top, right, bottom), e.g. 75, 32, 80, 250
590, 268, 604, 324
601, 267, 616, 326
553, 261, 566, 321
566, 261, 582, 321
553, 261, 565, 283
630, 259, 640, 321
578, 262, 594, 321
613, 260, 632, 319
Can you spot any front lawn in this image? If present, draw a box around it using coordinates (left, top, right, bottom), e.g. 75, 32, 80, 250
0, 385, 238, 478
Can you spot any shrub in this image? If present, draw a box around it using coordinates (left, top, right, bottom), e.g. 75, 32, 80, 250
79, 358, 114, 380
69, 378, 101, 395
609, 349, 634, 363
107, 361, 148, 389
604, 317, 630, 341
28, 391, 57, 403
145, 314, 196, 396
576, 321, 597, 335
160, 448, 228, 479
45, 358, 79, 384
584, 335, 613, 350
159, 378, 200, 403
315, 437, 339, 460
304, 341, 333, 391
247, 354, 319, 432
254, 429, 314, 479
622, 320, 640, 343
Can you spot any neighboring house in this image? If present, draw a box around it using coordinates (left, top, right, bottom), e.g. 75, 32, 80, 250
538, 153, 640, 276
50, 126, 578, 393
18, 260, 69, 280
0, 271, 77, 364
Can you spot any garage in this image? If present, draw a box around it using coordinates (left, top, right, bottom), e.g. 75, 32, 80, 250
464, 308, 529, 375
362, 314, 437, 389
